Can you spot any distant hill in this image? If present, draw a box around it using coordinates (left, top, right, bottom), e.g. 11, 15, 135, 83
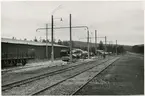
131, 44, 144, 54
73, 41, 96, 48
63, 40, 137, 52
123, 45, 132, 51
73, 40, 131, 47
73, 41, 135, 52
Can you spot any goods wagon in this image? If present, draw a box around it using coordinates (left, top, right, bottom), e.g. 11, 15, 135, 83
1, 38, 68, 68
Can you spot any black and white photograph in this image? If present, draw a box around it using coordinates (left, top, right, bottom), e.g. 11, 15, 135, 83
1, 1, 144, 95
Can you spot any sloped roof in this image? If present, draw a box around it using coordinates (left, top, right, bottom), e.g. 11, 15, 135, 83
1, 38, 68, 48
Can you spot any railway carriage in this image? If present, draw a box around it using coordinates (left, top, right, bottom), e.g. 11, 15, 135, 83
1, 38, 68, 68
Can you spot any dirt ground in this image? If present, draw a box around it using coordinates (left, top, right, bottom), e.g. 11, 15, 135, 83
76, 54, 144, 95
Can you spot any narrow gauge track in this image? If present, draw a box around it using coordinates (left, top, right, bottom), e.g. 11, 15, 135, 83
72, 57, 120, 95
31, 57, 117, 95
2, 60, 96, 91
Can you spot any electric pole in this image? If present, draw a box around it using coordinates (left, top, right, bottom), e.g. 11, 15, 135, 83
90, 33, 92, 53
51, 15, 54, 62
116, 40, 117, 55
70, 14, 72, 62
105, 36, 107, 52
46, 24, 48, 59
36, 25, 90, 59
95, 30, 97, 55
87, 30, 90, 59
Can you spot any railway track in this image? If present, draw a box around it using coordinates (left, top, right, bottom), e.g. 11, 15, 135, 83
2, 59, 64, 74
72, 57, 120, 95
2, 58, 92, 74
2, 58, 65, 74
2, 59, 96, 91
31, 57, 119, 95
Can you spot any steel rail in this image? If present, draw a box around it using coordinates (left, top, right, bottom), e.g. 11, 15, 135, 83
2, 60, 95, 91
31, 58, 114, 95
2, 58, 62, 74
72, 57, 120, 95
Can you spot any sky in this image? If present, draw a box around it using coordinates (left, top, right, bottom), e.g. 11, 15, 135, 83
1, 1, 144, 45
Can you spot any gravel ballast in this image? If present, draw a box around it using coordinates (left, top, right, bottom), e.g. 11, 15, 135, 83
33, 57, 119, 95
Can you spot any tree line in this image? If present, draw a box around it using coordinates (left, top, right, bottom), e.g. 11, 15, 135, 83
33, 38, 125, 54
12, 36, 127, 55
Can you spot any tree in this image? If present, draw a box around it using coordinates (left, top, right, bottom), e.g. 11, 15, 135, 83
106, 44, 114, 52
46, 39, 49, 42
90, 47, 95, 54
98, 41, 104, 50
42, 39, 46, 43
50, 39, 56, 43
62, 41, 69, 46
72, 41, 75, 48
58, 39, 62, 45
116, 45, 125, 54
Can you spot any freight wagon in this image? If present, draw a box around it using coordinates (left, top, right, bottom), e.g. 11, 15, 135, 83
1, 38, 69, 68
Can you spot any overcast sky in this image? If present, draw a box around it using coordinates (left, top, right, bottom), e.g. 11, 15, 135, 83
1, 1, 144, 45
